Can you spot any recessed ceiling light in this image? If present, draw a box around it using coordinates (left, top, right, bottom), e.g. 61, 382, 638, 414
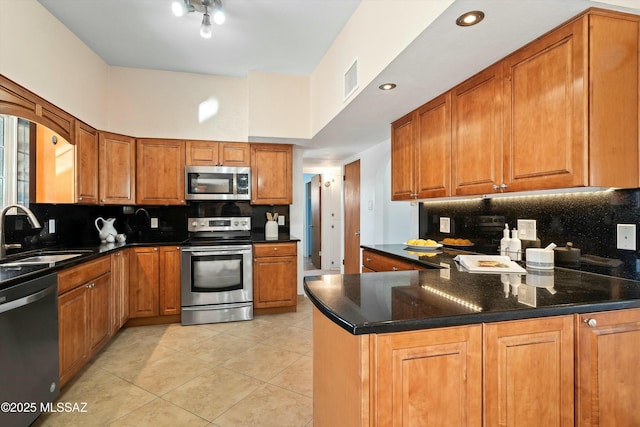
456, 11, 485, 27
379, 83, 397, 91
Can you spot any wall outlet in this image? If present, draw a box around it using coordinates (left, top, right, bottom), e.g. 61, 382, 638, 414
150, 217, 159, 229
617, 224, 636, 250
48, 218, 56, 234
278, 215, 285, 226
440, 217, 451, 233
517, 219, 537, 241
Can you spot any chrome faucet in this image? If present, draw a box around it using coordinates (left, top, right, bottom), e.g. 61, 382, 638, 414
0, 204, 42, 259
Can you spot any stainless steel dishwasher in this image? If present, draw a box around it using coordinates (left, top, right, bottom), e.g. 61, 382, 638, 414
0, 272, 60, 427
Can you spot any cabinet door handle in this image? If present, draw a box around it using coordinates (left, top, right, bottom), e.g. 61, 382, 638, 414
493, 183, 509, 192
354, 231, 360, 236
584, 318, 597, 328
153, 248, 158, 251
366, 257, 372, 262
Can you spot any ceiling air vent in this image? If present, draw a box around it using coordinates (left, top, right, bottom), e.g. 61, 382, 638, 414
344, 58, 358, 101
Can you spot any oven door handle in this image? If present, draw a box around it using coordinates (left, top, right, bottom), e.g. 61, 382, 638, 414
188, 251, 250, 256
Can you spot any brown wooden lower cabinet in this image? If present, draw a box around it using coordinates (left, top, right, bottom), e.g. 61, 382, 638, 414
253, 242, 298, 314
57, 255, 112, 387
129, 246, 181, 321
111, 249, 130, 332
484, 316, 574, 426
159, 246, 181, 316
313, 307, 640, 427
129, 247, 160, 317
58, 285, 89, 388
376, 324, 482, 426
362, 249, 428, 272
576, 308, 640, 427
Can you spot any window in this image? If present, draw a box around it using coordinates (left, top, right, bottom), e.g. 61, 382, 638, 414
0, 115, 31, 207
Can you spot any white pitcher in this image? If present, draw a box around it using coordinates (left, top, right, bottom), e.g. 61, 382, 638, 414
95, 217, 117, 242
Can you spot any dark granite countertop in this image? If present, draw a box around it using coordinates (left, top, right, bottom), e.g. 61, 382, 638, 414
251, 232, 300, 243
304, 262, 640, 335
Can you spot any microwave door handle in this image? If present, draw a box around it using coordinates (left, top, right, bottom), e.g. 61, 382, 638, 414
233, 173, 238, 196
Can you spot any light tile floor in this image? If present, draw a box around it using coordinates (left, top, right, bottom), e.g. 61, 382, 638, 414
35, 296, 314, 427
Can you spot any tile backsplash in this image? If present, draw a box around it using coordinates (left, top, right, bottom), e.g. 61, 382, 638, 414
419, 189, 640, 280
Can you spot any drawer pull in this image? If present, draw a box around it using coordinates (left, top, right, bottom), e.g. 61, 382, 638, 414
392, 267, 398, 271
366, 257, 372, 262
273, 247, 278, 251
584, 318, 597, 328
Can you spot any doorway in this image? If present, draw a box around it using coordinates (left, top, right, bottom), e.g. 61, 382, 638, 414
344, 160, 360, 274
310, 174, 321, 269
304, 173, 322, 273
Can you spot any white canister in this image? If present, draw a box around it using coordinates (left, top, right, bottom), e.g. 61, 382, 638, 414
525, 248, 555, 270
265, 220, 278, 239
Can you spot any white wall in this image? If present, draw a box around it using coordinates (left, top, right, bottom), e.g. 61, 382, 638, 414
310, 0, 453, 135
248, 72, 311, 139
291, 147, 305, 294
105, 67, 248, 141
0, 0, 109, 128
320, 169, 342, 271
346, 139, 417, 248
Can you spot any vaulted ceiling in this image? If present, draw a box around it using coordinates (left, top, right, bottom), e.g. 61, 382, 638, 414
38, 0, 640, 167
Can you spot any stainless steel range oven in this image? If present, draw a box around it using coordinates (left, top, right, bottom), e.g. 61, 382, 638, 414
181, 216, 253, 325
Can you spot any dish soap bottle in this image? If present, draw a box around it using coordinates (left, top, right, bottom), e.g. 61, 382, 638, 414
510, 228, 522, 261
500, 224, 511, 257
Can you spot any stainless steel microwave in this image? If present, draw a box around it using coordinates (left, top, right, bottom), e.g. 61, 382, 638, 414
185, 166, 251, 200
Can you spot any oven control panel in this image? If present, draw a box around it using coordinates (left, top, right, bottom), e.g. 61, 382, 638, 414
188, 217, 251, 232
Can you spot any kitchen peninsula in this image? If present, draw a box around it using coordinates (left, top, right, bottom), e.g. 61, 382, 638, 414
304, 252, 640, 426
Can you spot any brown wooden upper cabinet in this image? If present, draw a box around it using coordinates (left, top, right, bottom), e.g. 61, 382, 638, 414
75, 121, 99, 205
391, 8, 640, 200
452, 65, 503, 196
186, 140, 250, 166
98, 132, 136, 205
503, 11, 639, 192
390, 112, 415, 200
250, 143, 292, 205
392, 91, 453, 201
136, 138, 185, 205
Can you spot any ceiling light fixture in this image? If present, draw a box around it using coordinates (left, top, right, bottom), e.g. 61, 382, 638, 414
379, 83, 397, 91
172, 0, 225, 39
456, 11, 485, 27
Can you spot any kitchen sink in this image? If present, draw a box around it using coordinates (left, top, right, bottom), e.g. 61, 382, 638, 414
1, 253, 87, 267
